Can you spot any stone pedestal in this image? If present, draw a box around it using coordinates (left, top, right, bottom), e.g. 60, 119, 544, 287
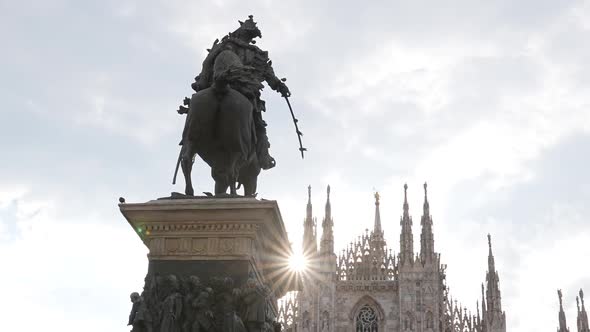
119, 197, 294, 298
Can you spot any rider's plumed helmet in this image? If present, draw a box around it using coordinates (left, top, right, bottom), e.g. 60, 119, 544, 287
237, 15, 262, 39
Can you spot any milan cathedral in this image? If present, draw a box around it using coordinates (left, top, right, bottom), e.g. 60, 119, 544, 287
278, 184, 507, 332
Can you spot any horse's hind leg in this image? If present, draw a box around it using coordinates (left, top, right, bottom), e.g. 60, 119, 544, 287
181, 144, 195, 196
239, 161, 260, 197
242, 175, 257, 197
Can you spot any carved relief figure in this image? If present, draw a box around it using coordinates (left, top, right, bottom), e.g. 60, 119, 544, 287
160, 275, 183, 332
192, 287, 214, 332
128, 292, 153, 332
181, 276, 202, 332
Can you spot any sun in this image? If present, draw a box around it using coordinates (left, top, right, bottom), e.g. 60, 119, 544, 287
288, 251, 308, 272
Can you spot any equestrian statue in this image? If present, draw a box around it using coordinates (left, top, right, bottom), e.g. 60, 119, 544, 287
172, 15, 305, 197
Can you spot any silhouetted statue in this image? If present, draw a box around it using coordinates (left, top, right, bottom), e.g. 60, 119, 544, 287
174, 15, 302, 197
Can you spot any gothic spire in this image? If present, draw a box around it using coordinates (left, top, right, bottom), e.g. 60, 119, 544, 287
420, 182, 435, 264
485, 234, 502, 313
399, 183, 414, 265
320, 185, 334, 256
373, 191, 382, 234
403, 183, 410, 219
481, 234, 506, 332
307, 185, 312, 220
423, 182, 429, 215
558, 289, 570, 332
488, 234, 495, 273
369, 191, 386, 261
302, 185, 317, 256
325, 185, 331, 219
578, 289, 590, 332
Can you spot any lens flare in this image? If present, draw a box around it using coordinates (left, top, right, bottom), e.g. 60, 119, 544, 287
288, 252, 308, 272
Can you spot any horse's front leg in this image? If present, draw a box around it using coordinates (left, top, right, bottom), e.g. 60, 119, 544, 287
215, 181, 229, 196
229, 181, 237, 196
212, 167, 229, 196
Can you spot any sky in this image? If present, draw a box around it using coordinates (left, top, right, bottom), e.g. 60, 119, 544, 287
1, 0, 590, 331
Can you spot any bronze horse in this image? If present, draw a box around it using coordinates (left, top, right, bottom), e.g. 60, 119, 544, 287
179, 49, 262, 196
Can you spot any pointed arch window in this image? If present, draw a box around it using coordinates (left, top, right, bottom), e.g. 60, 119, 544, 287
356, 305, 378, 332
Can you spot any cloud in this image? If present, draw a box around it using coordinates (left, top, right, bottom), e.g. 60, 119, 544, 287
2, 1, 590, 331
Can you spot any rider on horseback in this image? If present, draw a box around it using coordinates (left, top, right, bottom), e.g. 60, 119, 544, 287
194, 15, 291, 170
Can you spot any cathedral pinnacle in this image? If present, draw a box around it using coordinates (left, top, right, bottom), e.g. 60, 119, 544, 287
403, 183, 409, 216
326, 185, 331, 218
558, 289, 570, 332
420, 182, 435, 264
487, 234, 495, 272
306, 185, 312, 220
320, 185, 335, 261
373, 191, 382, 234
399, 183, 414, 265
578, 289, 590, 332
423, 182, 429, 214
481, 234, 505, 331
303, 185, 317, 256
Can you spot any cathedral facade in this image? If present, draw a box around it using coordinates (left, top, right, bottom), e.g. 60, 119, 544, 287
278, 184, 507, 332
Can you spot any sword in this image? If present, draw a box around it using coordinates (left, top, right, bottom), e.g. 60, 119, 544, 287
172, 147, 182, 185
281, 78, 306, 158
172, 97, 191, 185
284, 96, 306, 158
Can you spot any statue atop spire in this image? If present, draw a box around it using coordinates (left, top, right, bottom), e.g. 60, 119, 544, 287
371, 190, 385, 252
403, 183, 409, 215
373, 191, 382, 233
